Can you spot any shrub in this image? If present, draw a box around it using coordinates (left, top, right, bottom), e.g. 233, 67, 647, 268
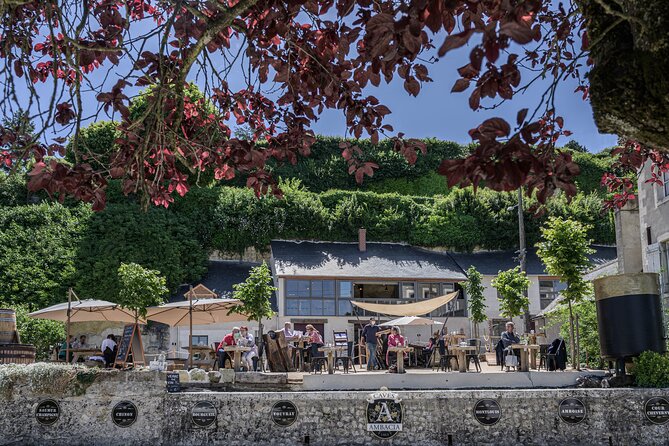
633, 351, 669, 388
13, 305, 65, 361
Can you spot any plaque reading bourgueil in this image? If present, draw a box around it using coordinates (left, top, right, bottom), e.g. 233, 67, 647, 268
366, 387, 403, 439
473, 399, 501, 426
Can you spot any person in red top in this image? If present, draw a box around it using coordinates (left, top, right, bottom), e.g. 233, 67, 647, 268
305, 324, 324, 372
386, 326, 406, 372
217, 327, 240, 369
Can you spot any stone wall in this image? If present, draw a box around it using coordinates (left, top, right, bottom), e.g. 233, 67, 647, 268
1, 364, 668, 446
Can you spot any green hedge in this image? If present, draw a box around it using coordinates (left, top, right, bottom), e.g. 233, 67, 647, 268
173, 185, 615, 254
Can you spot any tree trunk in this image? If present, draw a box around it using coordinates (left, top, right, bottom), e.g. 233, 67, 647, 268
257, 318, 264, 371
518, 188, 531, 333
568, 300, 577, 370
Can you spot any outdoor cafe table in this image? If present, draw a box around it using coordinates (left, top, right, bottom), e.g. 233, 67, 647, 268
449, 345, 477, 373
181, 346, 216, 370
69, 348, 103, 364
317, 345, 345, 374
387, 346, 413, 374
223, 345, 251, 372
511, 344, 541, 372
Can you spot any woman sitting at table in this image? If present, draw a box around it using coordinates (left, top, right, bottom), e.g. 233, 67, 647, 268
305, 324, 324, 371
423, 331, 440, 367
237, 326, 258, 371
386, 326, 406, 373
216, 327, 240, 369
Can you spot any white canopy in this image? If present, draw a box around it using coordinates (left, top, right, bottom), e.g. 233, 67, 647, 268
145, 298, 248, 326
351, 291, 459, 317
381, 316, 444, 327
29, 299, 139, 323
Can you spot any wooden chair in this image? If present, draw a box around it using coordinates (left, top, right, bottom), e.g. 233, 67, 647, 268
333, 330, 356, 373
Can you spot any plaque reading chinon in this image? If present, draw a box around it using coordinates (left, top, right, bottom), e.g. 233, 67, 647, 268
644, 397, 669, 425
191, 401, 217, 428
35, 399, 60, 426
558, 398, 587, 424
473, 399, 501, 426
271, 401, 298, 427
112, 401, 138, 427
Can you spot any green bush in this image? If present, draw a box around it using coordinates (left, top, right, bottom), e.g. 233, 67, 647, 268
633, 351, 669, 388
74, 203, 208, 300
13, 305, 65, 361
0, 203, 91, 309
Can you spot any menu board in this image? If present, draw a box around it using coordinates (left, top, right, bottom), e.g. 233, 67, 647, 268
114, 324, 145, 367
166, 373, 181, 393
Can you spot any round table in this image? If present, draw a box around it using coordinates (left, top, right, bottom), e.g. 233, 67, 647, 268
387, 346, 413, 373
449, 345, 477, 372
317, 346, 345, 374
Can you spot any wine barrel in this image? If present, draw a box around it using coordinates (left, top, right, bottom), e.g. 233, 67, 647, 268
0, 344, 36, 364
593, 273, 665, 360
0, 309, 18, 344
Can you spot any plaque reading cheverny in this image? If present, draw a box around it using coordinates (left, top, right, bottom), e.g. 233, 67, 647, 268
112, 401, 138, 428
644, 397, 669, 425
191, 401, 217, 428
473, 399, 501, 426
271, 401, 298, 427
558, 398, 586, 424
366, 387, 403, 439
35, 399, 60, 426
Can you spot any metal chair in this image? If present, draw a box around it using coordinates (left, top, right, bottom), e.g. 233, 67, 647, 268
433, 340, 458, 372
333, 330, 357, 373
465, 339, 481, 372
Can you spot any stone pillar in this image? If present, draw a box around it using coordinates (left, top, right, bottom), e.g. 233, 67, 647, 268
614, 198, 643, 274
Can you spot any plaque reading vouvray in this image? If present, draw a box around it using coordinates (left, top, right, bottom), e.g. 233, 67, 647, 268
191, 401, 217, 428
644, 397, 669, 425
112, 401, 138, 428
558, 398, 586, 424
271, 401, 298, 427
35, 399, 60, 426
473, 399, 501, 426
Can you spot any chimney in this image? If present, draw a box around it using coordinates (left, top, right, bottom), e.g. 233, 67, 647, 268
358, 228, 367, 252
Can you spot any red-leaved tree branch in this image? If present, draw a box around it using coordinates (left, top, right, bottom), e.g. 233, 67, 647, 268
0, 0, 662, 209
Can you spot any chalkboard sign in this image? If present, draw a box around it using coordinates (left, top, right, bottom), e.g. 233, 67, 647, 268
473, 399, 501, 426
644, 397, 669, 425
114, 324, 145, 367
558, 398, 586, 424
166, 372, 181, 393
35, 399, 60, 426
112, 401, 138, 428
191, 401, 217, 428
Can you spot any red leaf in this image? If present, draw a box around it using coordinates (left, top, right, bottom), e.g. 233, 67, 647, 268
451, 78, 470, 93
438, 29, 476, 57
516, 108, 528, 126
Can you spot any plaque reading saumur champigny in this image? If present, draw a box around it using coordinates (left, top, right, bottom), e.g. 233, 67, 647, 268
473, 399, 501, 426
35, 399, 60, 426
366, 387, 403, 439
644, 397, 669, 425
112, 401, 138, 428
191, 401, 217, 428
271, 401, 298, 427
558, 398, 587, 424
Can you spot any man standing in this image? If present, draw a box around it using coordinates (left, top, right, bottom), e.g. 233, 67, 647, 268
361, 317, 380, 370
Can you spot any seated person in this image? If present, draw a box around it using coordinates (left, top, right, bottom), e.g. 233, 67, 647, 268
305, 324, 324, 371
101, 334, 117, 368
282, 322, 298, 365
71, 335, 88, 349
237, 326, 258, 371
501, 321, 520, 371
217, 327, 240, 369
422, 331, 440, 367
58, 336, 75, 362
386, 326, 406, 372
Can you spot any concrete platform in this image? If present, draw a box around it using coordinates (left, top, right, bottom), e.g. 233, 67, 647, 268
302, 366, 607, 390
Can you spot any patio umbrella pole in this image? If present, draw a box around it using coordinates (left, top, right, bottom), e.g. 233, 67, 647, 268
66, 288, 72, 365
189, 286, 193, 370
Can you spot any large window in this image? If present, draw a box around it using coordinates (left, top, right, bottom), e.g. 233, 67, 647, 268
285, 279, 346, 316
539, 279, 566, 310
663, 171, 669, 199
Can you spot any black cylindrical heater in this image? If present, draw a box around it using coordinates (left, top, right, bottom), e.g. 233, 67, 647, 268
593, 273, 665, 373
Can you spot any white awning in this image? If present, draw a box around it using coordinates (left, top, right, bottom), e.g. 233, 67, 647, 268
351, 291, 459, 317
